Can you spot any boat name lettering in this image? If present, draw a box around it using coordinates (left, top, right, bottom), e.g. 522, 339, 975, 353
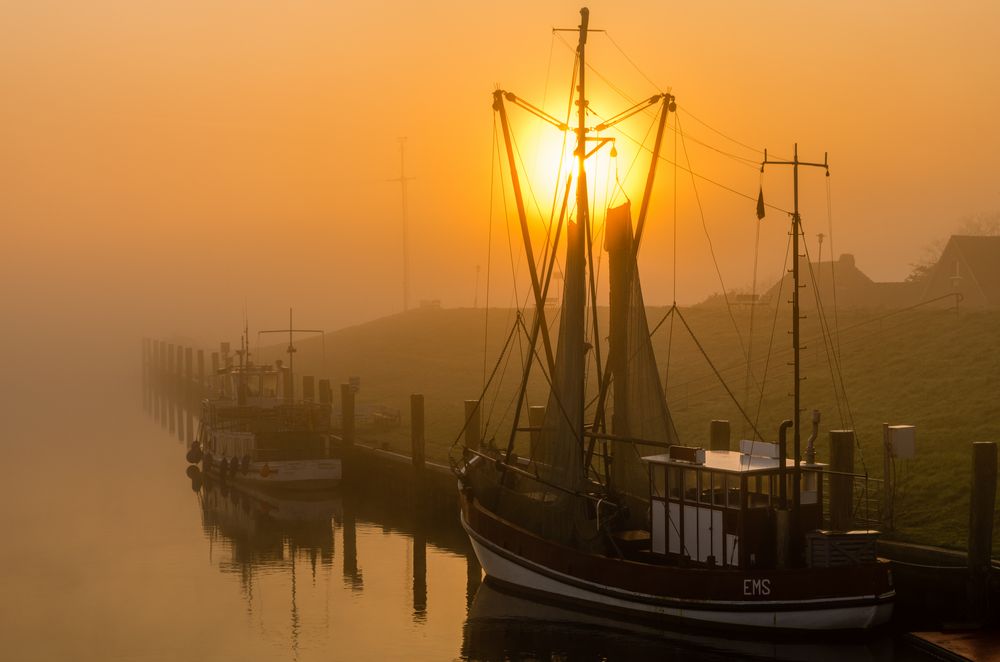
743, 579, 771, 596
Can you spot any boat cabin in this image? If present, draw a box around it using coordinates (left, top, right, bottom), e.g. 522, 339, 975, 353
643, 441, 825, 569
213, 362, 289, 408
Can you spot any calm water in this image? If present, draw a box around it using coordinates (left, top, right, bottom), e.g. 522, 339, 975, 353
0, 379, 935, 661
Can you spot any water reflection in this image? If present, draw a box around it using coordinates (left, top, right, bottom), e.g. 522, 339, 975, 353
462, 581, 937, 662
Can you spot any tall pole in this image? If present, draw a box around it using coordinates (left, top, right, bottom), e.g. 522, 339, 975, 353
573, 6, 590, 444
792, 144, 801, 518
391, 137, 415, 312
762, 143, 828, 538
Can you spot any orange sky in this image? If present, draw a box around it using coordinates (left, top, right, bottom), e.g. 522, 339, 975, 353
2, 1, 998, 352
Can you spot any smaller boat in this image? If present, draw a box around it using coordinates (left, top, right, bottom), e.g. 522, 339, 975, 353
193, 316, 341, 490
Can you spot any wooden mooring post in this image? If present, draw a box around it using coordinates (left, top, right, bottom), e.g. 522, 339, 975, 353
340, 382, 355, 451
829, 430, 855, 531
184, 347, 194, 442
167, 344, 176, 434
709, 419, 731, 451
411, 394, 425, 473
968, 441, 997, 619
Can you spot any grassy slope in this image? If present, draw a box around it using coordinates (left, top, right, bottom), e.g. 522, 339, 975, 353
285, 305, 1000, 553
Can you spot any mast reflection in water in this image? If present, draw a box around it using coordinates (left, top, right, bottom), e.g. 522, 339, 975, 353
188, 468, 933, 662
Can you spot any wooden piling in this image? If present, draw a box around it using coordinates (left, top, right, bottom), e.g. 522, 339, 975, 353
196, 349, 205, 395
176, 345, 185, 441
968, 441, 997, 619
829, 430, 855, 531
340, 384, 355, 447
464, 400, 481, 450
411, 394, 425, 472
302, 375, 315, 402
184, 347, 194, 442
167, 344, 176, 433
412, 529, 427, 617
528, 405, 546, 457
710, 419, 731, 451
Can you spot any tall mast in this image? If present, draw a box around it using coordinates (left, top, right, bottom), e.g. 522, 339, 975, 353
762, 144, 828, 530
572, 6, 590, 442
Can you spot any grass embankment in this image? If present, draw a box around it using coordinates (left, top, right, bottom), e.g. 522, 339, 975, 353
284, 304, 1000, 553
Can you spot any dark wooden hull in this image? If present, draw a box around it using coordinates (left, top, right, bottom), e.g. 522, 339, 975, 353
461, 490, 894, 632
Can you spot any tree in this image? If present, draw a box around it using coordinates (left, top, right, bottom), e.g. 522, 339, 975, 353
906, 211, 1000, 282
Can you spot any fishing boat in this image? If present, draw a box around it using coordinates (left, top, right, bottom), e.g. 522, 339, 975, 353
192, 312, 342, 490
455, 8, 893, 632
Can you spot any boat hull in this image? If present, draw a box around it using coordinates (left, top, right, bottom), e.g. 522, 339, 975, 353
460, 493, 893, 632
205, 458, 342, 491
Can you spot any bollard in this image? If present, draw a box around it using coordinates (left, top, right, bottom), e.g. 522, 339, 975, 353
340, 384, 355, 446
710, 419, 731, 451
528, 405, 546, 457
302, 375, 316, 402
411, 394, 425, 471
968, 441, 997, 620
829, 430, 855, 531
464, 400, 481, 451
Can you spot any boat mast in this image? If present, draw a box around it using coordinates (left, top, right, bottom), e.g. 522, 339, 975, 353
259, 308, 324, 404
762, 144, 828, 526
572, 7, 590, 446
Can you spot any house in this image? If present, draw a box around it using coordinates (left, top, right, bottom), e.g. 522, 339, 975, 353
760, 253, 918, 310
920, 235, 1000, 308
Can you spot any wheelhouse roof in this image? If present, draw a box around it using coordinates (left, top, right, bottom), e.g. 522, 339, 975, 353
642, 449, 826, 475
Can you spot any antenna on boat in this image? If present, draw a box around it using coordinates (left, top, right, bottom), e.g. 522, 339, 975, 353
259, 308, 324, 404
761, 143, 829, 528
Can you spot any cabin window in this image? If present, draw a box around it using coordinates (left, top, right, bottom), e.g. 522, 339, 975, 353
667, 466, 681, 498
711, 472, 725, 506
725, 474, 741, 509
651, 465, 665, 499
683, 468, 697, 501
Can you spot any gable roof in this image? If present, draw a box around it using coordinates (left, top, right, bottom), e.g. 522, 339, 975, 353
937, 235, 1000, 306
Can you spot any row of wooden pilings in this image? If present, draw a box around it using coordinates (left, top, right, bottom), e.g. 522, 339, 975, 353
140, 337, 338, 443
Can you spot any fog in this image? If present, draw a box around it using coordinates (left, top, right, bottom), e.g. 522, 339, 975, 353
2, 0, 999, 390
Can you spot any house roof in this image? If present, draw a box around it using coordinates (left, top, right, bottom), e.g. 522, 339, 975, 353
940, 235, 1000, 306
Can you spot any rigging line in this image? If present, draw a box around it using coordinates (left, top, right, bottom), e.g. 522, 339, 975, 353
516, 313, 583, 450
607, 121, 793, 215
826, 176, 843, 361
483, 115, 498, 390
676, 130, 761, 169
674, 307, 767, 442
449, 317, 534, 451
801, 226, 866, 471
542, 58, 579, 274
675, 105, 767, 157
665, 117, 678, 393
802, 225, 847, 428
677, 114, 760, 394
742, 209, 763, 440
553, 32, 642, 107
603, 31, 661, 92
752, 233, 792, 440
